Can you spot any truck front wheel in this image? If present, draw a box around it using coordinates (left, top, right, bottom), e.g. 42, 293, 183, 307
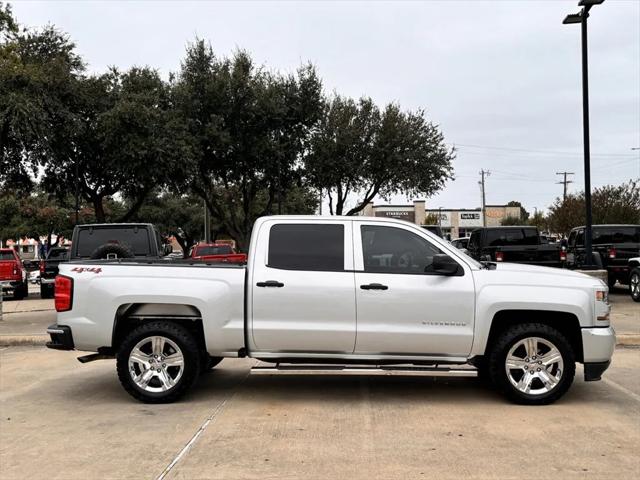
116, 321, 201, 403
487, 323, 575, 405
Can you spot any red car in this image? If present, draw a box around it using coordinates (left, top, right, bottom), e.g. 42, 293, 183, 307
0, 248, 29, 299
189, 243, 247, 264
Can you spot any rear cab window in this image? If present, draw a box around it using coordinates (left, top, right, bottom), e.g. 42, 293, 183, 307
485, 228, 525, 246
75, 227, 152, 258
592, 227, 640, 244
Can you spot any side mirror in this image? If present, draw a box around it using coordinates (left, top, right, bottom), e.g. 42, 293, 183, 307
431, 254, 461, 276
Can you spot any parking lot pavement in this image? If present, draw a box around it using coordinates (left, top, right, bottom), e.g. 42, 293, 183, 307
609, 286, 639, 335
1, 346, 638, 480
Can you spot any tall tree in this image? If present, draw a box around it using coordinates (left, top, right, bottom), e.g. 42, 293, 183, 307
0, 10, 83, 191
306, 96, 455, 215
173, 42, 323, 249
547, 180, 640, 234
38, 67, 183, 222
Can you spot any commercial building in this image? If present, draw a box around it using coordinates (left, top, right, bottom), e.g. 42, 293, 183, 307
360, 200, 523, 239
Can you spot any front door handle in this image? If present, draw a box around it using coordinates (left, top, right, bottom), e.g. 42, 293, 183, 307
256, 280, 284, 288
360, 283, 388, 291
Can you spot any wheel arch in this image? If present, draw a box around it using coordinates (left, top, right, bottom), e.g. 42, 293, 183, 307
482, 310, 584, 363
111, 303, 206, 354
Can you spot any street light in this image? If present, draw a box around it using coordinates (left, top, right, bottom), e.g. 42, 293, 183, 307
563, 0, 605, 268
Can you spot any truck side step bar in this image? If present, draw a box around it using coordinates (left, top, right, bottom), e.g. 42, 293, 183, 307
251, 364, 478, 377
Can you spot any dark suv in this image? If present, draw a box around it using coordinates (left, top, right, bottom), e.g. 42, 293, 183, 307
566, 224, 640, 288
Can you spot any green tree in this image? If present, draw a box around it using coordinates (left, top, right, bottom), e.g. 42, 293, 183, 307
528, 211, 548, 231
173, 42, 323, 249
38, 67, 184, 222
547, 180, 640, 234
0, 10, 83, 191
306, 95, 455, 215
506, 201, 529, 221
500, 216, 523, 226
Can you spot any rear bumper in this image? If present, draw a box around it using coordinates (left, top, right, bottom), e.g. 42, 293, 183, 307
40, 277, 56, 285
46, 324, 75, 351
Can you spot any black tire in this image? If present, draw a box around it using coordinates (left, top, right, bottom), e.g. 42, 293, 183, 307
40, 285, 53, 299
116, 321, 202, 403
202, 356, 223, 372
607, 274, 617, 290
90, 243, 134, 260
13, 282, 27, 300
487, 323, 575, 405
630, 268, 640, 303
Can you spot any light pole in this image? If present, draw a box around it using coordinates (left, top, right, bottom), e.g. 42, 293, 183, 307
563, 0, 604, 268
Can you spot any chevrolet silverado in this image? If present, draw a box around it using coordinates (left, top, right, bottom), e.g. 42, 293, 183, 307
47, 216, 615, 405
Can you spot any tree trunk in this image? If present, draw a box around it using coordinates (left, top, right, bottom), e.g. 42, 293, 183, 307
93, 197, 106, 223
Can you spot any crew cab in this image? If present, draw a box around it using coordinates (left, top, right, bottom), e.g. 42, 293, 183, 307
0, 248, 29, 299
467, 226, 566, 267
566, 224, 640, 288
47, 216, 615, 405
189, 242, 247, 264
39, 247, 69, 298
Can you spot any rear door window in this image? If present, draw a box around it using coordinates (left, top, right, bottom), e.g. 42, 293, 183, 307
522, 229, 539, 246
268, 224, 344, 272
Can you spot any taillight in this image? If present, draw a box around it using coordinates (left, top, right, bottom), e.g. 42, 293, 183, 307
608, 248, 616, 259
54, 275, 73, 312
39, 261, 45, 274
495, 251, 504, 262
12, 266, 18, 275
560, 249, 567, 262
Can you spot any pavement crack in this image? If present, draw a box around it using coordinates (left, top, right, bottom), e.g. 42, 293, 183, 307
155, 369, 251, 480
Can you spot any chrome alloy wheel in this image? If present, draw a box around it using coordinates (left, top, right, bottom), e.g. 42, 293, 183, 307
504, 337, 564, 395
128, 336, 184, 393
631, 272, 639, 298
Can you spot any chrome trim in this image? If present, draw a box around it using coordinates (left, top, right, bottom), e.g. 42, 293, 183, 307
251, 365, 477, 377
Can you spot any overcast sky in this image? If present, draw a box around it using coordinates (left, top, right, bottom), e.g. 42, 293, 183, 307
12, 0, 640, 214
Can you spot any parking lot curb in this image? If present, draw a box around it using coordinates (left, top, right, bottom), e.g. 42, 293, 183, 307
616, 334, 640, 347
0, 335, 48, 347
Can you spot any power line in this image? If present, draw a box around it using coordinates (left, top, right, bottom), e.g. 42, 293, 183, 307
556, 171, 575, 200
451, 143, 639, 158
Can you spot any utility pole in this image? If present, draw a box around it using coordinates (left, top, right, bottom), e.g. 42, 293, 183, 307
556, 171, 575, 200
479, 169, 490, 227
203, 200, 211, 243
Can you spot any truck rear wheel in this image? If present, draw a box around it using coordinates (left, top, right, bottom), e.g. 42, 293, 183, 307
116, 321, 201, 403
487, 323, 575, 405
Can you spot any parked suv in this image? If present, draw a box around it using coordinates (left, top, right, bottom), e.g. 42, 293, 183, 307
0, 248, 29, 299
566, 224, 640, 288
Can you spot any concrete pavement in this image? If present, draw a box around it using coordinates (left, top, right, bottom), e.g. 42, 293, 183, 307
0, 346, 638, 479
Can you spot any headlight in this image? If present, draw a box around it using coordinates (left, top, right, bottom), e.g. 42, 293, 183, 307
595, 290, 608, 304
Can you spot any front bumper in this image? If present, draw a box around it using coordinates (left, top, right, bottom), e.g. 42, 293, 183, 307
581, 326, 615, 380
584, 361, 611, 382
46, 324, 75, 351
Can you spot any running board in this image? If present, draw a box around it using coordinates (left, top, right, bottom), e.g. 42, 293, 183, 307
251, 364, 477, 377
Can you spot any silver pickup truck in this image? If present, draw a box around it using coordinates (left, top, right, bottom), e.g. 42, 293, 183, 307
47, 216, 615, 405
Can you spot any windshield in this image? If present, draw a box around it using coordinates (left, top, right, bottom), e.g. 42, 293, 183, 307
0, 251, 16, 261
196, 245, 233, 256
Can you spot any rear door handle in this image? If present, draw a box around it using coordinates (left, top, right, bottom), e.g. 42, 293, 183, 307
256, 280, 284, 288
360, 283, 389, 291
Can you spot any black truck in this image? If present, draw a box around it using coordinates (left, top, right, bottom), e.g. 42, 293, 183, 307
39, 224, 172, 298
566, 224, 640, 288
467, 226, 565, 268
39, 247, 69, 298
